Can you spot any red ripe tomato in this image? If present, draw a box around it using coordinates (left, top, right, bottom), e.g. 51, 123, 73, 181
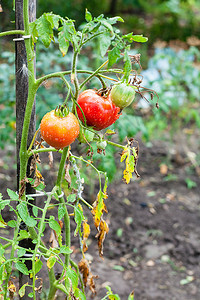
40, 110, 80, 149
76, 90, 121, 131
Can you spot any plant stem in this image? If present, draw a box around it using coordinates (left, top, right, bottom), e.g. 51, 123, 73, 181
79, 60, 108, 90
56, 147, 71, 266
0, 30, 25, 37
71, 50, 79, 101
3, 221, 20, 299
18, 0, 37, 187
31, 187, 57, 299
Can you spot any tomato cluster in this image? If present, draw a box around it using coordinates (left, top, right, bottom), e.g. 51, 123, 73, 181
40, 83, 136, 149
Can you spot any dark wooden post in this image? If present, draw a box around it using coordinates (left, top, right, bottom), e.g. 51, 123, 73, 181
15, 0, 36, 298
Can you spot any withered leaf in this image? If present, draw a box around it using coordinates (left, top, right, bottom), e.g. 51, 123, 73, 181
78, 258, 97, 294
48, 151, 54, 167
49, 229, 59, 248
96, 219, 109, 257
64, 161, 71, 187
78, 259, 89, 287
82, 220, 90, 253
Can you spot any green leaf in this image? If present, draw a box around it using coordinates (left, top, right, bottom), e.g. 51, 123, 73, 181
7, 189, 18, 201
99, 32, 111, 57
32, 206, 38, 218
131, 34, 148, 43
38, 220, 46, 233
128, 291, 134, 300
122, 33, 148, 43
46, 13, 60, 29
17, 202, 37, 227
74, 288, 87, 300
85, 9, 92, 22
58, 204, 65, 220
35, 259, 43, 274
17, 202, 28, 221
36, 14, 54, 47
58, 23, 72, 56
18, 230, 30, 239
7, 220, 17, 228
29, 22, 38, 44
18, 283, 28, 297
0, 199, 10, 210
67, 194, 76, 203
28, 292, 33, 298
49, 217, 61, 235
17, 248, 26, 257
108, 45, 122, 68
100, 20, 114, 35
108, 16, 124, 24
15, 261, 29, 275
123, 48, 132, 82
66, 267, 79, 290
74, 205, 84, 236
60, 245, 73, 254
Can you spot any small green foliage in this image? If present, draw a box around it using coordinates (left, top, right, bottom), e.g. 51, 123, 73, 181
15, 261, 29, 275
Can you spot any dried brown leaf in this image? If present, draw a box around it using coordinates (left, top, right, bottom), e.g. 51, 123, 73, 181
48, 151, 53, 167
78, 259, 89, 287
64, 161, 71, 187
96, 219, 109, 258
49, 229, 59, 248
78, 259, 97, 294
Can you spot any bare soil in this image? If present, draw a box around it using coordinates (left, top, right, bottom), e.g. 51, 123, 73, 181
0, 129, 200, 300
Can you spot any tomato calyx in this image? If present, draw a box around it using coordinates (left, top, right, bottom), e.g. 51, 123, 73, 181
54, 105, 69, 118
96, 138, 107, 155
96, 87, 110, 98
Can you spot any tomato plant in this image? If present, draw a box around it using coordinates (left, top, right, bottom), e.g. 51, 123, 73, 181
110, 82, 137, 109
77, 89, 121, 130
0, 2, 155, 299
40, 109, 80, 149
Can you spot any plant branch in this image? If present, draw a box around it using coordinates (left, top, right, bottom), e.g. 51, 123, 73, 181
0, 30, 25, 37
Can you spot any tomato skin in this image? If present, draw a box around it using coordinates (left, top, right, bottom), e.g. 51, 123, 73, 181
110, 82, 136, 109
77, 90, 121, 131
40, 110, 80, 149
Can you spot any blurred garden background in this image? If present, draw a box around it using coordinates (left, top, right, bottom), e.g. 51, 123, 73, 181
0, 0, 200, 299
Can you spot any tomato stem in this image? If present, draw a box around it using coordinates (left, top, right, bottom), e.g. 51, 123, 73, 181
79, 60, 109, 90
56, 147, 71, 268
0, 30, 25, 37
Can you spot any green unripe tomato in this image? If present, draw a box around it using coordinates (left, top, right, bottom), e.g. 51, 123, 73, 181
78, 127, 95, 143
110, 82, 136, 109
96, 140, 107, 150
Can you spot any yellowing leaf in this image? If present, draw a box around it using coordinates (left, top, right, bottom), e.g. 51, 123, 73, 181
121, 145, 139, 184
18, 283, 28, 297
91, 191, 108, 229
82, 220, 90, 253
47, 255, 57, 270
96, 219, 109, 257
